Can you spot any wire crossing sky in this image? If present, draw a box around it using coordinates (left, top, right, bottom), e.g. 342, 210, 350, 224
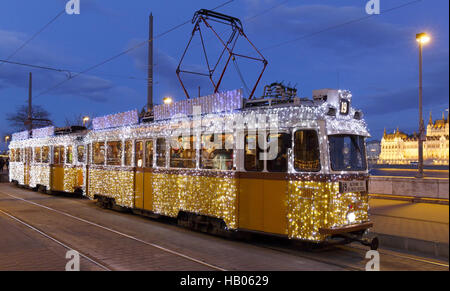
0, 0, 448, 151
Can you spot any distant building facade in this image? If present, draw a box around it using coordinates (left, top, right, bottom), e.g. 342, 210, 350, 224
378, 111, 449, 165
366, 140, 381, 164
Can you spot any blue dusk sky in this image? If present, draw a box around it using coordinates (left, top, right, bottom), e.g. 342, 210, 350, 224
0, 0, 448, 151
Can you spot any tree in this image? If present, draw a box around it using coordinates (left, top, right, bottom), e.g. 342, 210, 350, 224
6, 103, 52, 131
64, 113, 83, 127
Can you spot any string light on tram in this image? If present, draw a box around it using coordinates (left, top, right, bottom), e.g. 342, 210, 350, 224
7, 88, 372, 242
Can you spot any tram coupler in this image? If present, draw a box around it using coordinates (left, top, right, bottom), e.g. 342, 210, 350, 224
338, 233, 379, 250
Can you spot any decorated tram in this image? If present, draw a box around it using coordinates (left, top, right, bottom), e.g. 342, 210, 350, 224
8, 87, 378, 249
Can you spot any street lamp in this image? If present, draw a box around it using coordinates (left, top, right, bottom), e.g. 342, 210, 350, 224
82, 116, 90, 127
163, 97, 173, 105
416, 32, 431, 178
4, 136, 10, 144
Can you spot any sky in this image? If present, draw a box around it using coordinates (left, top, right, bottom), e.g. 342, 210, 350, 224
0, 0, 448, 151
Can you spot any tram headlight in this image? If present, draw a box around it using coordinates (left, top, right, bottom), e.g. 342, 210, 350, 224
347, 212, 356, 224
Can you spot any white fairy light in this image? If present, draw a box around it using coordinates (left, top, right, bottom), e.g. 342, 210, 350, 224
8, 88, 371, 241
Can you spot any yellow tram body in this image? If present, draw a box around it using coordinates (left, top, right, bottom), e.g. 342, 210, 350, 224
9, 88, 372, 243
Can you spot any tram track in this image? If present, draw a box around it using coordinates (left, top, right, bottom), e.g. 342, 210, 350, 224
0, 186, 447, 271
0, 190, 226, 271
0, 208, 111, 271
340, 244, 449, 269
251, 236, 449, 271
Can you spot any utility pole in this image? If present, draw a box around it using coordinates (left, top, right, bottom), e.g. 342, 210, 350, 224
27, 72, 32, 132
147, 13, 154, 112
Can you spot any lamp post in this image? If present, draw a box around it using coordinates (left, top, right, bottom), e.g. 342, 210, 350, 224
416, 32, 430, 178
82, 116, 90, 127
163, 97, 173, 105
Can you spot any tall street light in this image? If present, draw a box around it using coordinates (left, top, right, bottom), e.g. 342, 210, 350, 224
416, 32, 431, 178
82, 116, 90, 127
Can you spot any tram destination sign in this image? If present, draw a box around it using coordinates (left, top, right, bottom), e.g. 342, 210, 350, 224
339, 180, 367, 193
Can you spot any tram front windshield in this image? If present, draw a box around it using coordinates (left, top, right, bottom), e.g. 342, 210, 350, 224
329, 135, 367, 171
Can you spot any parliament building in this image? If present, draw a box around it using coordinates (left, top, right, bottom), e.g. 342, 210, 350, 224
378, 111, 449, 165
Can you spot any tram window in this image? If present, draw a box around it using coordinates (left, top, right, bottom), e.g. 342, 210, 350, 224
87, 144, 91, 165
107, 141, 122, 166
66, 146, 73, 164
124, 140, 133, 166
42, 146, 50, 163
170, 136, 196, 169
16, 149, 21, 162
294, 130, 321, 172
135, 141, 144, 167
200, 133, 233, 170
77, 146, 85, 163
329, 135, 367, 171
34, 147, 41, 163
156, 138, 166, 167
25, 148, 32, 163
10, 149, 15, 162
267, 133, 290, 172
93, 142, 105, 165
53, 147, 59, 165
245, 134, 264, 172
54, 146, 64, 165
145, 140, 154, 168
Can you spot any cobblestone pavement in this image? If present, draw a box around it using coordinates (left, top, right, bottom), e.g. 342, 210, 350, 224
0, 184, 448, 271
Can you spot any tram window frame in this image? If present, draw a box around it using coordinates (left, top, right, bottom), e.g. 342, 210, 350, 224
42, 146, 50, 163
53, 146, 64, 165
244, 133, 264, 172
16, 149, 21, 162
200, 133, 234, 171
266, 133, 291, 173
156, 138, 167, 168
135, 140, 144, 168
25, 148, 31, 164
34, 147, 42, 163
77, 145, 85, 163
106, 141, 122, 166
93, 142, 106, 165
66, 145, 73, 164
87, 144, 91, 165
145, 139, 154, 168
293, 130, 321, 172
124, 140, 133, 166
170, 135, 196, 169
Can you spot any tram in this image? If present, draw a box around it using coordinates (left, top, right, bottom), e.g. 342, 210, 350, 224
8, 86, 378, 249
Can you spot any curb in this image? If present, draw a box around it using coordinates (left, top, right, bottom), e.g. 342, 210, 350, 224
375, 232, 449, 259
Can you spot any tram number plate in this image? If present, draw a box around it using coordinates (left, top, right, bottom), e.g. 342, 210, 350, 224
339, 180, 367, 193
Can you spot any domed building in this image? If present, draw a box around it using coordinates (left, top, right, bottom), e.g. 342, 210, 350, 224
378, 110, 449, 165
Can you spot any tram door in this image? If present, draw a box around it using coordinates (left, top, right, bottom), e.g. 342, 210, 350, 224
134, 140, 145, 209
24, 147, 32, 186
134, 139, 154, 211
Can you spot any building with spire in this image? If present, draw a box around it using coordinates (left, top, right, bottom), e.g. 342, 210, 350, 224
378, 110, 449, 165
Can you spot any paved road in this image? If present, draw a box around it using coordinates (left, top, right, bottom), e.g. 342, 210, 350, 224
369, 168, 449, 179
0, 183, 447, 271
